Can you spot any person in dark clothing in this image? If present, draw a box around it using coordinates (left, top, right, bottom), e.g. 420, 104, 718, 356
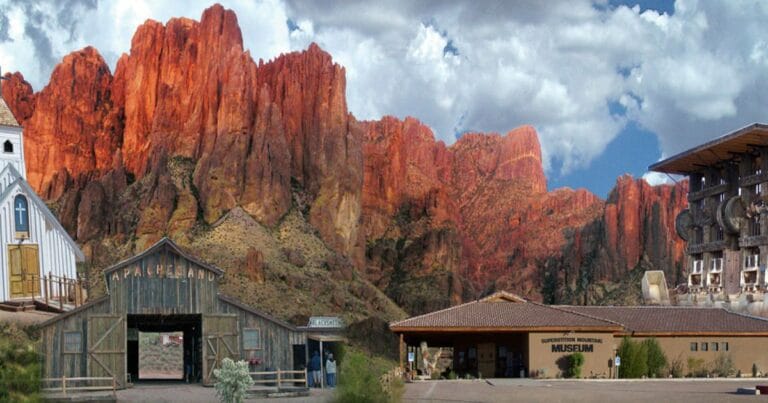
309, 351, 322, 388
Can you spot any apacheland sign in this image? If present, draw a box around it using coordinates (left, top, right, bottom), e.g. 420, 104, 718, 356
541, 337, 603, 353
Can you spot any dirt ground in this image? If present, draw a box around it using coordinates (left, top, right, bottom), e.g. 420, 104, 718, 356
116, 383, 334, 402
0, 309, 56, 325
403, 378, 768, 403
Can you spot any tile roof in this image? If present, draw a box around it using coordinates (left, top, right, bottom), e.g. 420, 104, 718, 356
390, 292, 768, 335
390, 297, 620, 331
559, 306, 768, 334
0, 96, 19, 127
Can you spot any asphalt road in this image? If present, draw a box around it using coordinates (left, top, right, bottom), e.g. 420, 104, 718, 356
403, 378, 767, 403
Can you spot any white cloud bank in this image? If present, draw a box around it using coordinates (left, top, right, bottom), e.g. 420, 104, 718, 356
1, 0, 767, 179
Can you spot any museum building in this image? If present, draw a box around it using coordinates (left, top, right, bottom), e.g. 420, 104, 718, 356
390, 292, 768, 378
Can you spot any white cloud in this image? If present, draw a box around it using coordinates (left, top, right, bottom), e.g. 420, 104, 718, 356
2, 0, 768, 181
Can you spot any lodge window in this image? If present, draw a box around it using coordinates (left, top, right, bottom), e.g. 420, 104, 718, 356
701, 342, 708, 352
243, 328, 261, 350
690, 342, 698, 352
2, 140, 11, 153
63, 332, 82, 353
712, 225, 724, 241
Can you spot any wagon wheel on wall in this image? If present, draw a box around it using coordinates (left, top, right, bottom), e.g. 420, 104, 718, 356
675, 209, 693, 241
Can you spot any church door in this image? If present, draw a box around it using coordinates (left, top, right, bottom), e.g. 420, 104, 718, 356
8, 244, 40, 299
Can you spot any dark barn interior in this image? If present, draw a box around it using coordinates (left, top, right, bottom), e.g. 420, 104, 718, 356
127, 314, 202, 383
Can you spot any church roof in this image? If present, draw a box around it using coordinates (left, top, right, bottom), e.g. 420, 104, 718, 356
0, 96, 20, 127
0, 164, 84, 261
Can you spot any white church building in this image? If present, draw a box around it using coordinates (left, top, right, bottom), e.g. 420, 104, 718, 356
0, 95, 83, 303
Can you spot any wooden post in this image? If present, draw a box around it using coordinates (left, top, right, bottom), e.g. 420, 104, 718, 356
304, 368, 308, 388
319, 341, 325, 389
112, 377, 117, 398
399, 334, 404, 371
63, 274, 68, 303
43, 275, 48, 307
277, 368, 281, 388
31, 274, 35, 303
62, 376, 67, 395
47, 272, 52, 305
58, 276, 63, 310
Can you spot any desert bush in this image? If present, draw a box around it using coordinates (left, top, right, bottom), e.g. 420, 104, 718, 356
334, 348, 401, 403
753, 363, 759, 377
686, 357, 708, 377
664, 355, 685, 378
641, 338, 667, 378
213, 358, 254, 403
0, 323, 40, 403
567, 352, 585, 378
711, 353, 734, 377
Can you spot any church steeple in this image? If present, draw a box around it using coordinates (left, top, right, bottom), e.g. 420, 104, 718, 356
0, 72, 26, 179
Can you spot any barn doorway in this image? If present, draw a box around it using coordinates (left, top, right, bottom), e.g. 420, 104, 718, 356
127, 314, 202, 383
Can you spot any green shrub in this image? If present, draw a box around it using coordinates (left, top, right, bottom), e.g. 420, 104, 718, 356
567, 352, 585, 378
213, 358, 254, 403
617, 337, 648, 378
686, 357, 707, 377
334, 348, 400, 403
753, 363, 759, 377
641, 338, 667, 378
0, 324, 40, 403
711, 353, 734, 377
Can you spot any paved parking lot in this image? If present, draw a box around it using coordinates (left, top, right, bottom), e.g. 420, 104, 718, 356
403, 378, 767, 403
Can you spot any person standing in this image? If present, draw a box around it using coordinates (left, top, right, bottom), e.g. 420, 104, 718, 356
325, 353, 337, 388
309, 351, 321, 388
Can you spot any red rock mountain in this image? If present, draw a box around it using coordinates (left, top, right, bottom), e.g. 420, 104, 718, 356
1, 4, 687, 314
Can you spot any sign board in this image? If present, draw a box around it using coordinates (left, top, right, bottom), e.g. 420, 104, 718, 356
540, 336, 602, 353
408, 352, 415, 362
615, 356, 621, 367
308, 316, 345, 328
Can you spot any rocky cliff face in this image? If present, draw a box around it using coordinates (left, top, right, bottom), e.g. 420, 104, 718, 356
2, 4, 688, 317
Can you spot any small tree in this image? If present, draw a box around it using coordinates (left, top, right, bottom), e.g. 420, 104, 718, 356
617, 337, 648, 378
642, 338, 667, 378
567, 353, 585, 378
334, 348, 398, 403
214, 358, 254, 403
0, 324, 40, 403
686, 357, 707, 377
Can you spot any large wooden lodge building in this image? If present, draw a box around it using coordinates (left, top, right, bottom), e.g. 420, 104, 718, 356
650, 124, 768, 311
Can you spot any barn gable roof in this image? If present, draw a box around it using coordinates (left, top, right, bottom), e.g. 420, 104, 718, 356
102, 237, 225, 277
0, 164, 85, 261
218, 294, 298, 331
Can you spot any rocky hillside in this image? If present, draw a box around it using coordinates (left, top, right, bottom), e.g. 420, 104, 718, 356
2, 4, 687, 320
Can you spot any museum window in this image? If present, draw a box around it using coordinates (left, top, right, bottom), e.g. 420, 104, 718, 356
690, 342, 697, 352
701, 342, 708, 351
2, 140, 11, 153
63, 332, 82, 353
713, 342, 719, 352
243, 328, 261, 350
724, 342, 729, 352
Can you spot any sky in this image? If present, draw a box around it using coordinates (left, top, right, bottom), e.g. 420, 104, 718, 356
1, 0, 767, 197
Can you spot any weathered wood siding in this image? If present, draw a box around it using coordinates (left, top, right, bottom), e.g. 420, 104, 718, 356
39, 298, 110, 379
220, 300, 305, 370
107, 248, 220, 315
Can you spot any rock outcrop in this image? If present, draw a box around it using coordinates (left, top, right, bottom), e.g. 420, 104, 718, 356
2, 4, 688, 316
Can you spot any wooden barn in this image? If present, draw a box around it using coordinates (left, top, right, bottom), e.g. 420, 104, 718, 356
38, 238, 306, 388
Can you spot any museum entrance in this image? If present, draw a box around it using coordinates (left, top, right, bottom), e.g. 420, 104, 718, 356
127, 314, 202, 383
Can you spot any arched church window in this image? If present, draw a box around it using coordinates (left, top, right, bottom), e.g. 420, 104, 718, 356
3, 140, 12, 153
14, 194, 29, 237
